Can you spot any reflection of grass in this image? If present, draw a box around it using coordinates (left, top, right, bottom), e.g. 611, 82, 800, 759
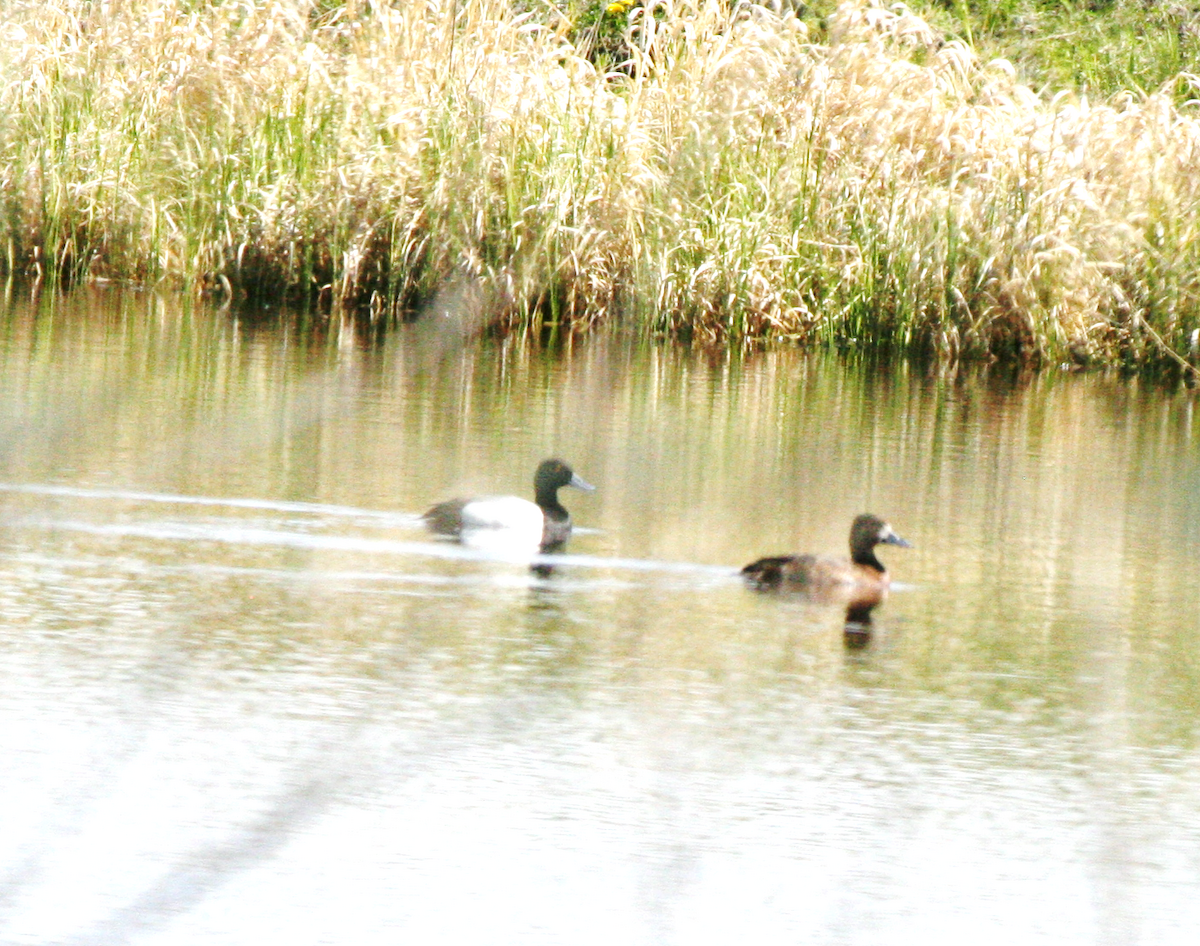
2, 1, 1200, 373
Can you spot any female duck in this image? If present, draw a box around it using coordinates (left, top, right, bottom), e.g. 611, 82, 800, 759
424, 458, 595, 552
742, 513, 911, 597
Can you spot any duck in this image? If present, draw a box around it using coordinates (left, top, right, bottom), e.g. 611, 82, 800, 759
741, 513, 911, 598
423, 458, 595, 552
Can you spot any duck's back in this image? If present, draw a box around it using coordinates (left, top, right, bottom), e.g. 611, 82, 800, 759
742, 553, 868, 590
423, 498, 471, 536
742, 553, 818, 588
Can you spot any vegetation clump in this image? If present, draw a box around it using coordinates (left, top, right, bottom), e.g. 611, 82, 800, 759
1, 0, 1199, 372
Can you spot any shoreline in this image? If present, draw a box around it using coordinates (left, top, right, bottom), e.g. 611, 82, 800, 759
2, 0, 1198, 376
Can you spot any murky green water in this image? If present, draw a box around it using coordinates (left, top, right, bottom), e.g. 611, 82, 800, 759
1, 288, 1198, 945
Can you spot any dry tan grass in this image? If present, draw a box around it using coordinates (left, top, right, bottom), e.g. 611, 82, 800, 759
1, 0, 1198, 370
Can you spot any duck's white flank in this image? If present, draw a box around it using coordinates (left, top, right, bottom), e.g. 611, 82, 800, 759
458, 496, 545, 534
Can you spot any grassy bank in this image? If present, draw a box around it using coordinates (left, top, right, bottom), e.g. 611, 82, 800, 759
2, 0, 1199, 372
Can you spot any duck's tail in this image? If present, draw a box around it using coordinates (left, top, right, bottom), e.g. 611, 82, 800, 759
740, 555, 793, 589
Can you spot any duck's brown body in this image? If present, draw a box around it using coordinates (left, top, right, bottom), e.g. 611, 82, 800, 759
742, 513, 910, 600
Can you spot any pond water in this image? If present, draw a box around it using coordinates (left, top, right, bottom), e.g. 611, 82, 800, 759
1, 287, 1198, 945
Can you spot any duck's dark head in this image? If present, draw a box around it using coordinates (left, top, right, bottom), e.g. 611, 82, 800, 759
849, 513, 911, 568
534, 458, 595, 506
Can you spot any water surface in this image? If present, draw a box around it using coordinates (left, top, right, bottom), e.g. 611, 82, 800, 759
1, 288, 1198, 945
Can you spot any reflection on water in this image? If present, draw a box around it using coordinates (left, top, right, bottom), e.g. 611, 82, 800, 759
1, 288, 1199, 944
842, 598, 880, 649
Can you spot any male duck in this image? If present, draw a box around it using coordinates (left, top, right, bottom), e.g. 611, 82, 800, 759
423, 458, 595, 552
742, 513, 911, 597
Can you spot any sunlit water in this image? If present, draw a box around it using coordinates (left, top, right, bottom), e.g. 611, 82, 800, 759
1, 288, 1199, 945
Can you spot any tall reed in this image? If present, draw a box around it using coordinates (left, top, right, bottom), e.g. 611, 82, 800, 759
1, 0, 1199, 371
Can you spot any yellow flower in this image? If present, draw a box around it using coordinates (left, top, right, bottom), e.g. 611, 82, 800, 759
606, 0, 633, 15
